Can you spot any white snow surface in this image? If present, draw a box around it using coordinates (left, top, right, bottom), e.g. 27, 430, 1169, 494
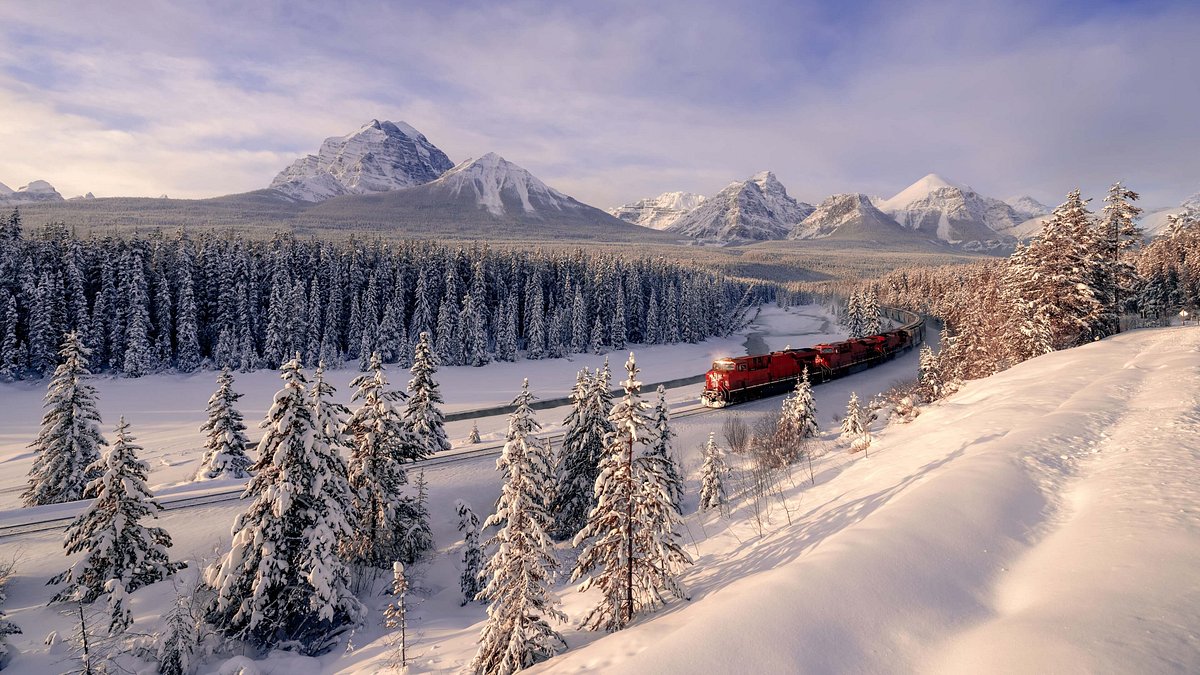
608, 191, 706, 230
436, 152, 575, 217
269, 119, 454, 202
0, 179, 64, 204
3, 312, 1198, 674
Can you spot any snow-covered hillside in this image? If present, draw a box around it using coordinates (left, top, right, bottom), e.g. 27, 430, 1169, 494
2, 311, 1197, 674
1005, 195, 1050, 220
270, 120, 454, 202
877, 173, 1019, 247
433, 153, 576, 217
0, 180, 64, 205
789, 192, 919, 243
608, 191, 706, 230
667, 171, 814, 241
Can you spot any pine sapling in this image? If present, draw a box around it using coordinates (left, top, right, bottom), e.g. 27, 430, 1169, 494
456, 500, 484, 606
698, 432, 727, 513
384, 562, 409, 669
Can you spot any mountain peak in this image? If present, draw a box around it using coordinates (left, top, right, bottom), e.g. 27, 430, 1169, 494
609, 191, 706, 230
437, 152, 565, 217
270, 120, 454, 202
0, 179, 64, 205
667, 171, 813, 241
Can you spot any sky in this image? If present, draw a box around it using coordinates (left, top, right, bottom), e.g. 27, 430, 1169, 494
1, 0, 1198, 209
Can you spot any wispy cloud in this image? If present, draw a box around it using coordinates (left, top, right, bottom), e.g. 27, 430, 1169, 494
0, 0, 1196, 207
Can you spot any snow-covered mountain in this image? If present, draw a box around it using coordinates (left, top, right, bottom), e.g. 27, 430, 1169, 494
667, 171, 813, 241
1182, 190, 1200, 210
304, 152, 645, 236
876, 173, 1018, 247
789, 193, 921, 243
1006, 195, 1051, 220
608, 191, 706, 230
0, 179, 64, 205
270, 120, 454, 202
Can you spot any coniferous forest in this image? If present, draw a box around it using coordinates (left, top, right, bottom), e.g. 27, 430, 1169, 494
0, 209, 768, 380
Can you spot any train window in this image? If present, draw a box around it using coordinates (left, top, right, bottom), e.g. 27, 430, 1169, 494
737, 364, 746, 371
712, 361, 735, 371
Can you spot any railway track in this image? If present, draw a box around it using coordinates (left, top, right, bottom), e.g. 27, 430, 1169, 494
0, 308, 922, 541
0, 403, 714, 540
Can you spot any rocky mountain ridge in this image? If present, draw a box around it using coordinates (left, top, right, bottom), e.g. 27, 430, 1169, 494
270, 119, 454, 202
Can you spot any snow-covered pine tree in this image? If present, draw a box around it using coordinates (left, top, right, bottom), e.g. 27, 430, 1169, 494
195, 368, 252, 480
404, 331, 450, 457
0, 289, 19, 380
843, 291, 864, 338
917, 345, 944, 402
572, 353, 690, 631
647, 385, 685, 514
698, 432, 727, 512
470, 379, 565, 674
174, 236, 201, 373
610, 281, 627, 350
455, 499, 484, 606
462, 292, 490, 367
525, 277, 546, 360
861, 288, 881, 336
23, 331, 107, 506
840, 392, 864, 441
549, 368, 612, 540
779, 367, 819, 440
204, 357, 364, 655
343, 353, 424, 569
396, 469, 434, 565
571, 287, 588, 354
155, 587, 203, 675
469, 421, 482, 444
385, 562, 410, 669
49, 417, 183, 634
121, 249, 153, 377
0, 558, 21, 668
1098, 181, 1143, 332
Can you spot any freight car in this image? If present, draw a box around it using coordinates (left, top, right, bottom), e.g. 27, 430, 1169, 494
700, 307, 924, 408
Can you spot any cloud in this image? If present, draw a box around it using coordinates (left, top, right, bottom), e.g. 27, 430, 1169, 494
0, 0, 1196, 208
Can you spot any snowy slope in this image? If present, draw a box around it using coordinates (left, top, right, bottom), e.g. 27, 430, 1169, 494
789, 192, 924, 243
270, 120, 454, 202
533, 325, 1200, 674
878, 174, 1018, 248
3, 316, 1197, 674
0, 180, 64, 205
608, 191, 706, 230
1005, 195, 1050, 220
667, 171, 813, 241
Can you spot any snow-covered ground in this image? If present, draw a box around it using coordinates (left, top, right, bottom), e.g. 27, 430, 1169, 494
0, 303, 839, 507
5, 307, 1195, 674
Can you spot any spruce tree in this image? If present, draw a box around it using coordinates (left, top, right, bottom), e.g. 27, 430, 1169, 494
470, 380, 565, 674
404, 331, 450, 457
205, 357, 364, 655
0, 561, 20, 667
122, 250, 153, 377
456, 499, 484, 606
550, 369, 612, 540
917, 345, 944, 402
840, 392, 864, 441
397, 470, 434, 565
468, 421, 481, 444
385, 562, 410, 668
0, 289, 19, 380
580, 354, 692, 628
647, 385, 685, 513
343, 353, 422, 569
23, 332, 106, 506
174, 236, 201, 372
698, 432, 727, 512
779, 367, 819, 440
196, 367, 252, 480
610, 281, 627, 350
49, 417, 184, 634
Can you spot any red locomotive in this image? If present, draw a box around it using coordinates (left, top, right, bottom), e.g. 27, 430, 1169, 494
700, 308, 924, 408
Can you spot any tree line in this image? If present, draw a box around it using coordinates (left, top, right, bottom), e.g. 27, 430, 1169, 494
0, 210, 768, 380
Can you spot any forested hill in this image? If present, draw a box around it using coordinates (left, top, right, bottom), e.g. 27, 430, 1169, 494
0, 213, 769, 380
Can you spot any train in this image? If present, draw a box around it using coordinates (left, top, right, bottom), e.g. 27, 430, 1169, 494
700, 307, 925, 408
